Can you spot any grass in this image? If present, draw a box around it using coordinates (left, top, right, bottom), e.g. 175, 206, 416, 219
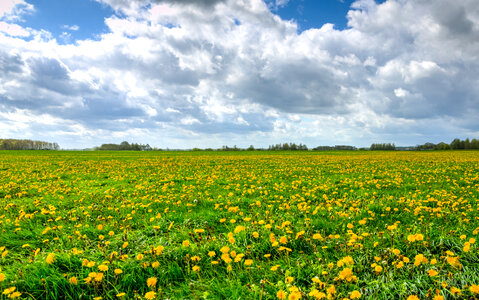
0, 150, 478, 299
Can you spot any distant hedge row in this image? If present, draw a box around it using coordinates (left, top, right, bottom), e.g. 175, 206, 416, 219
0, 139, 59, 150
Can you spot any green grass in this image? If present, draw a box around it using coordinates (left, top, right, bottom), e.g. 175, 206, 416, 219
0, 150, 478, 299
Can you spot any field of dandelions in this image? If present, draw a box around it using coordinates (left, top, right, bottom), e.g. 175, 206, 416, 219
0, 150, 478, 299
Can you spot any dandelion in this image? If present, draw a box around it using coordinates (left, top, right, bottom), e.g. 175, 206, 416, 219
144, 291, 156, 299
244, 259, 253, 266
147, 277, 157, 288
114, 269, 123, 275
98, 264, 108, 271
470, 285, 479, 294
407, 296, 419, 300
0, 273, 5, 282
46, 253, 55, 264
182, 240, 190, 247
428, 269, 438, 276
192, 265, 200, 272
69, 277, 78, 285
276, 290, 287, 299
350, 290, 361, 299
116, 293, 126, 297
271, 265, 280, 271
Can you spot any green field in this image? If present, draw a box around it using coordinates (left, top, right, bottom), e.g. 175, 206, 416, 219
0, 151, 478, 299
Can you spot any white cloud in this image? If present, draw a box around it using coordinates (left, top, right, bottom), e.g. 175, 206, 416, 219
62, 24, 79, 31
0, 0, 34, 21
1, 0, 479, 149
0, 21, 30, 36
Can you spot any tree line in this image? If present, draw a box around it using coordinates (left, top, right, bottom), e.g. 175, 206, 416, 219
415, 138, 479, 150
0, 139, 60, 150
95, 141, 152, 151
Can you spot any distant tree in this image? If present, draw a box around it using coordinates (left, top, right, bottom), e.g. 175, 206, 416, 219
370, 143, 396, 151
0, 139, 59, 150
450, 138, 463, 150
96, 142, 151, 151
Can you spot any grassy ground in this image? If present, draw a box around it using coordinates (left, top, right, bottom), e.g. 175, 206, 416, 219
0, 150, 478, 299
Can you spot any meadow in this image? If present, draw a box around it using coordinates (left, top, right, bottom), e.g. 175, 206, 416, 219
0, 150, 478, 299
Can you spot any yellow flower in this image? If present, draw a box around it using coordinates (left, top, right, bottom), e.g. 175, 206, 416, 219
392, 249, 400, 255
220, 246, 230, 253
3, 287, 16, 295
279, 236, 288, 244
0, 273, 5, 282
234, 225, 245, 233
136, 254, 144, 260
9, 292, 22, 298
406, 296, 419, 300
253, 232, 259, 238
208, 251, 216, 257
147, 277, 157, 287
98, 264, 108, 271
374, 265, 383, 273
69, 277, 78, 285
277, 290, 287, 299
244, 259, 253, 266
116, 293, 126, 297
152, 261, 160, 268
433, 295, 443, 300
182, 240, 190, 247
122, 242, 128, 248
114, 269, 123, 275
350, 290, 361, 299
46, 253, 55, 264
144, 291, 156, 299
339, 268, 353, 280
450, 287, 461, 296
285, 276, 294, 283
428, 269, 438, 277
470, 285, 479, 294
271, 265, 280, 271
463, 242, 471, 252
192, 265, 200, 272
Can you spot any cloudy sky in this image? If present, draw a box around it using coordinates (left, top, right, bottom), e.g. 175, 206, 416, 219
1, 0, 478, 149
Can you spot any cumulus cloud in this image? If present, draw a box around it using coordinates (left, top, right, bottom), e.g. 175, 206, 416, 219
1, 0, 479, 148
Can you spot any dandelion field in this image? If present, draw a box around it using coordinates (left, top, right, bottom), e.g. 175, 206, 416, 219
0, 150, 479, 299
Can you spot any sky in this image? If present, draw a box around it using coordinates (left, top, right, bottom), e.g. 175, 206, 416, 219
0, 0, 478, 149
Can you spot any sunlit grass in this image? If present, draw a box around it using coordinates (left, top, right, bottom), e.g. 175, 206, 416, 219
0, 150, 478, 299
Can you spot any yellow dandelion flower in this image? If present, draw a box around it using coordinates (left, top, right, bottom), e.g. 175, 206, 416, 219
147, 277, 157, 288
46, 253, 55, 264
277, 290, 287, 299
69, 277, 78, 285
144, 291, 156, 299
350, 290, 361, 299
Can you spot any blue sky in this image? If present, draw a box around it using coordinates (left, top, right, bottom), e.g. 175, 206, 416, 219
20, 0, 113, 42
1, 0, 478, 149
21, 0, 369, 41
